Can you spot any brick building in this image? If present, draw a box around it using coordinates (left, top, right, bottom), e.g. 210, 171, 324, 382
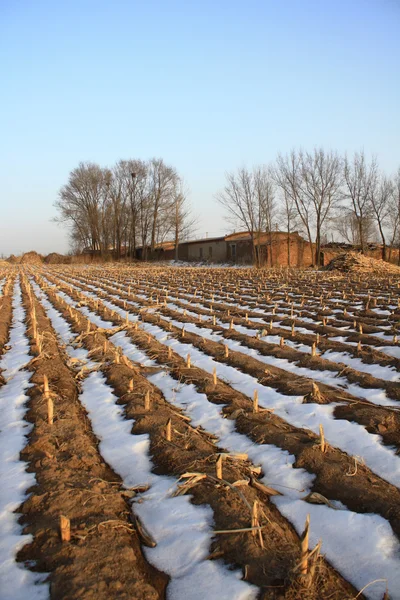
224, 231, 314, 267
151, 231, 315, 267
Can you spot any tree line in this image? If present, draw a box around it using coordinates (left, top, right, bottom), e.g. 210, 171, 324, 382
218, 149, 400, 266
55, 149, 400, 267
55, 158, 194, 260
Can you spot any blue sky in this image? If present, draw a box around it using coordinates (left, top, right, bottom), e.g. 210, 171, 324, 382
0, 0, 399, 254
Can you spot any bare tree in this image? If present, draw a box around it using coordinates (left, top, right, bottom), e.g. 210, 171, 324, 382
147, 158, 179, 256
343, 151, 378, 254
55, 162, 108, 253
55, 158, 194, 262
277, 188, 301, 266
388, 168, 400, 263
106, 166, 126, 259
275, 151, 315, 266
335, 210, 378, 245
217, 166, 275, 267
369, 175, 393, 260
254, 166, 275, 265
298, 148, 343, 266
113, 159, 147, 259
167, 180, 196, 260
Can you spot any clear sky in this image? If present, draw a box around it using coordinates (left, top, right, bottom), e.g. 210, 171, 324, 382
0, 0, 399, 255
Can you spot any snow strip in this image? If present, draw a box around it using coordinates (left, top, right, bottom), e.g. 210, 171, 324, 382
59, 272, 400, 380
36, 274, 400, 598
149, 369, 400, 600
30, 280, 258, 600
0, 279, 49, 600
41, 279, 400, 488
139, 321, 400, 489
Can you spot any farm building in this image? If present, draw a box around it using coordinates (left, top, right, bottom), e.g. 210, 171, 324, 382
84, 230, 315, 266
134, 231, 316, 266
172, 231, 314, 267
175, 236, 228, 262
224, 231, 314, 267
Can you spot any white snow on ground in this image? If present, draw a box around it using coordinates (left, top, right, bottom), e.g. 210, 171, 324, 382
34, 274, 400, 598
109, 330, 155, 366
330, 336, 358, 346
64, 272, 400, 378
233, 344, 396, 406
121, 298, 397, 403
145, 286, 398, 352
39, 280, 400, 486
380, 346, 400, 359
0, 280, 49, 600
45, 271, 400, 398
30, 280, 258, 600
320, 349, 400, 382
139, 322, 400, 489
56, 271, 400, 370
165, 299, 400, 377
149, 370, 400, 600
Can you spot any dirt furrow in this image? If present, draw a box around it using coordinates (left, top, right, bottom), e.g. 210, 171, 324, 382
33, 272, 362, 600
52, 271, 400, 399
46, 272, 400, 451
18, 275, 167, 600
35, 272, 400, 546
0, 276, 14, 358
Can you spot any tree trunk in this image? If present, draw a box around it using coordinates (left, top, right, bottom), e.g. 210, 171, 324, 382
175, 222, 179, 261
268, 231, 273, 266
133, 227, 136, 261
306, 232, 314, 267
377, 221, 387, 261
315, 235, 321, 267
252, 236, 260, 268
358, 216, 365, 254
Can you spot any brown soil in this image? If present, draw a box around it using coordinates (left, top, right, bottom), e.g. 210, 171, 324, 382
17, 263, 400, 598
38, 274, 400, 546
18, 277, 167, 600
42, 271, 400, 451
35, 275, 361, 599
0, 277, 14, 355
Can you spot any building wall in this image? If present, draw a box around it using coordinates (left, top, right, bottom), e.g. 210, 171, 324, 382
301, 240, 315, 267
227, 240, 253, 264
186, 240, 227, 262
268, 237, 314, 267
270, 237, 297, 266
387, 248, 400, 264
178, 243, 189, 260
226, 234, 315, 267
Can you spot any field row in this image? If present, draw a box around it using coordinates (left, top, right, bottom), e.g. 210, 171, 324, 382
1, 265, 400, 599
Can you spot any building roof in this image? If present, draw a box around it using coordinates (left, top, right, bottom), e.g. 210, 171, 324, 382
182, 236, 226, 246
136, 231, 306, 251
224, 231, 303, 243
154, 241, 175, 251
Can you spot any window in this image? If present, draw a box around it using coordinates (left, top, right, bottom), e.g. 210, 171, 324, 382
231, 244, 237, 261
209, 246, 213, 258
199, 247, 203, 259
